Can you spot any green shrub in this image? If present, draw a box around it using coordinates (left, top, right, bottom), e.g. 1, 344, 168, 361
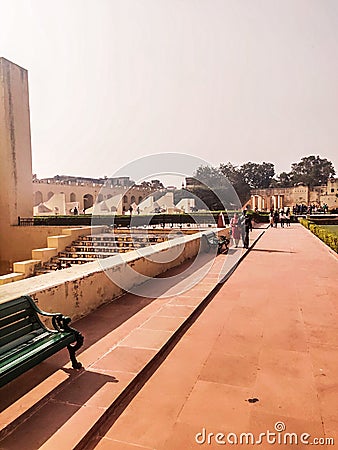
299, 219, 338, 253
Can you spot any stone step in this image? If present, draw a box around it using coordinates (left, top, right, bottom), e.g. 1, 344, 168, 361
59, 252, 116, 259
65, 244, 143, 251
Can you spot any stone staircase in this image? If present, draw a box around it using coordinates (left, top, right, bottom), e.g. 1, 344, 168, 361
34, 231, 170, 273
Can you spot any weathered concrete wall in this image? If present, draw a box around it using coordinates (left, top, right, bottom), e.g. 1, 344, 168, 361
0, 225, 86, 275
0, 230, 228, 322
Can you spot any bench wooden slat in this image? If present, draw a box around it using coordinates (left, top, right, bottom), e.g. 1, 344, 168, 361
0, 309, 35, 329
0, 297, 31, 315
0, 315, 40, 339
0, 330, 47, 360
1, 332, 73, 370
1, 333, 76, 386
0, 322, 41, 348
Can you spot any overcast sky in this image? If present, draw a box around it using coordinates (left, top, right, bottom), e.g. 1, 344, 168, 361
1, 0, 338, 180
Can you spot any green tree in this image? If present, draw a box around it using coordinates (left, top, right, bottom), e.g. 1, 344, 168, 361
194, 165, 227, 188
219, 162, 250, 204
239, 162, 275, 189
289, 155, 335, 187
270, 171, 292, 187
189, 165, 242, 210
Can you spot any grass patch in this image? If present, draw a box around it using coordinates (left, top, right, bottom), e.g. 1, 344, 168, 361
321, 225, 338, 236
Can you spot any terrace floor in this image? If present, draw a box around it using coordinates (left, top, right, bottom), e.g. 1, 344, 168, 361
0, 224, 337, 449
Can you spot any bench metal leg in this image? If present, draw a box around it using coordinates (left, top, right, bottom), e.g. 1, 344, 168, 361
67, 331, 84, 369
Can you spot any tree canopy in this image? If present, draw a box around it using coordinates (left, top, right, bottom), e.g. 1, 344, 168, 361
288, 155, 335, 187
188, 155, 336, 207
238, 162, 275, 189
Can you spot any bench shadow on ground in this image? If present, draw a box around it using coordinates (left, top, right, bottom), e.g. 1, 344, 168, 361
0, 250, 218, 412
0, 368, 119, 449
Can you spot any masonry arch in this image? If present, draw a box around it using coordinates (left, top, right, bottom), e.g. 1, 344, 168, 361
70, 192, 76, 202
34, 191, 43, 206
138, 196, 143, 204
47, 191, 54, 200
84, 194, 94, 210
131, 195, 136, 204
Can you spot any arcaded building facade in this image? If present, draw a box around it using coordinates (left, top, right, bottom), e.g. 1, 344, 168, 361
250, 178, 338, 211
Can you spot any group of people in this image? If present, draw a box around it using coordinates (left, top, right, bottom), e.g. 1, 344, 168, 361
269, 207, 291, 228
293, 203, 329, 215
230, 211, 253, 249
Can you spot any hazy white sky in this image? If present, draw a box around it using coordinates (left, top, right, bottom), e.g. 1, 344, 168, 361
1, 0, 338, 179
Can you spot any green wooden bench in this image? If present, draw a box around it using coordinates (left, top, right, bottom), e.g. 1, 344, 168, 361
0, 296, 84, 388
203, 233, 230, 254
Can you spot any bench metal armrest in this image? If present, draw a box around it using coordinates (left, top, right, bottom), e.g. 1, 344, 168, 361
24, 295, 63, 318
23, 296, 75, 334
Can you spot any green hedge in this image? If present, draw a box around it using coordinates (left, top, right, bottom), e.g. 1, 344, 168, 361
299, 218, 338, 253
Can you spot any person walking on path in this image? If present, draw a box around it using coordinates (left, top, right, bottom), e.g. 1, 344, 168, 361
239, 211, 246, 246
230, 213, 241, 247
280, 209, 285, 228
243, 213, 253, 249
273, 210, 279, 228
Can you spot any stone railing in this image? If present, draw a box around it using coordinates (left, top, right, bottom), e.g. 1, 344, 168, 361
0, 229, 228, 321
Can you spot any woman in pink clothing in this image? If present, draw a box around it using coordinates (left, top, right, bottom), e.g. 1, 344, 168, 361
230, 213, 241, 247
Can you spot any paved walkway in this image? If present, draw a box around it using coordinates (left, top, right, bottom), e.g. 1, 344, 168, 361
0, 225, 337, 449
92, 224, 338, 449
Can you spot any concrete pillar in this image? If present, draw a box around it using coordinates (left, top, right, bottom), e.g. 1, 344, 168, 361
267, 196, 272, 210
258, 196, 262, 211
0, 58, 33, 273
0, 58, 33, 223
251, 195, 256, 209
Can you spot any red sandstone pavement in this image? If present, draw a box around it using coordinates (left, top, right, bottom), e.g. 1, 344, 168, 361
0, 229, 261, 449
92, 225, 338, 450
0, 225, 337, 449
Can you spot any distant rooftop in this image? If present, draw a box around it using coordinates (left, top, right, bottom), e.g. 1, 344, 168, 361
33, 175, 135, 187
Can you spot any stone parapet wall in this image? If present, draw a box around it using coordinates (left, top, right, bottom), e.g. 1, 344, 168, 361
0, 229, 228, 322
